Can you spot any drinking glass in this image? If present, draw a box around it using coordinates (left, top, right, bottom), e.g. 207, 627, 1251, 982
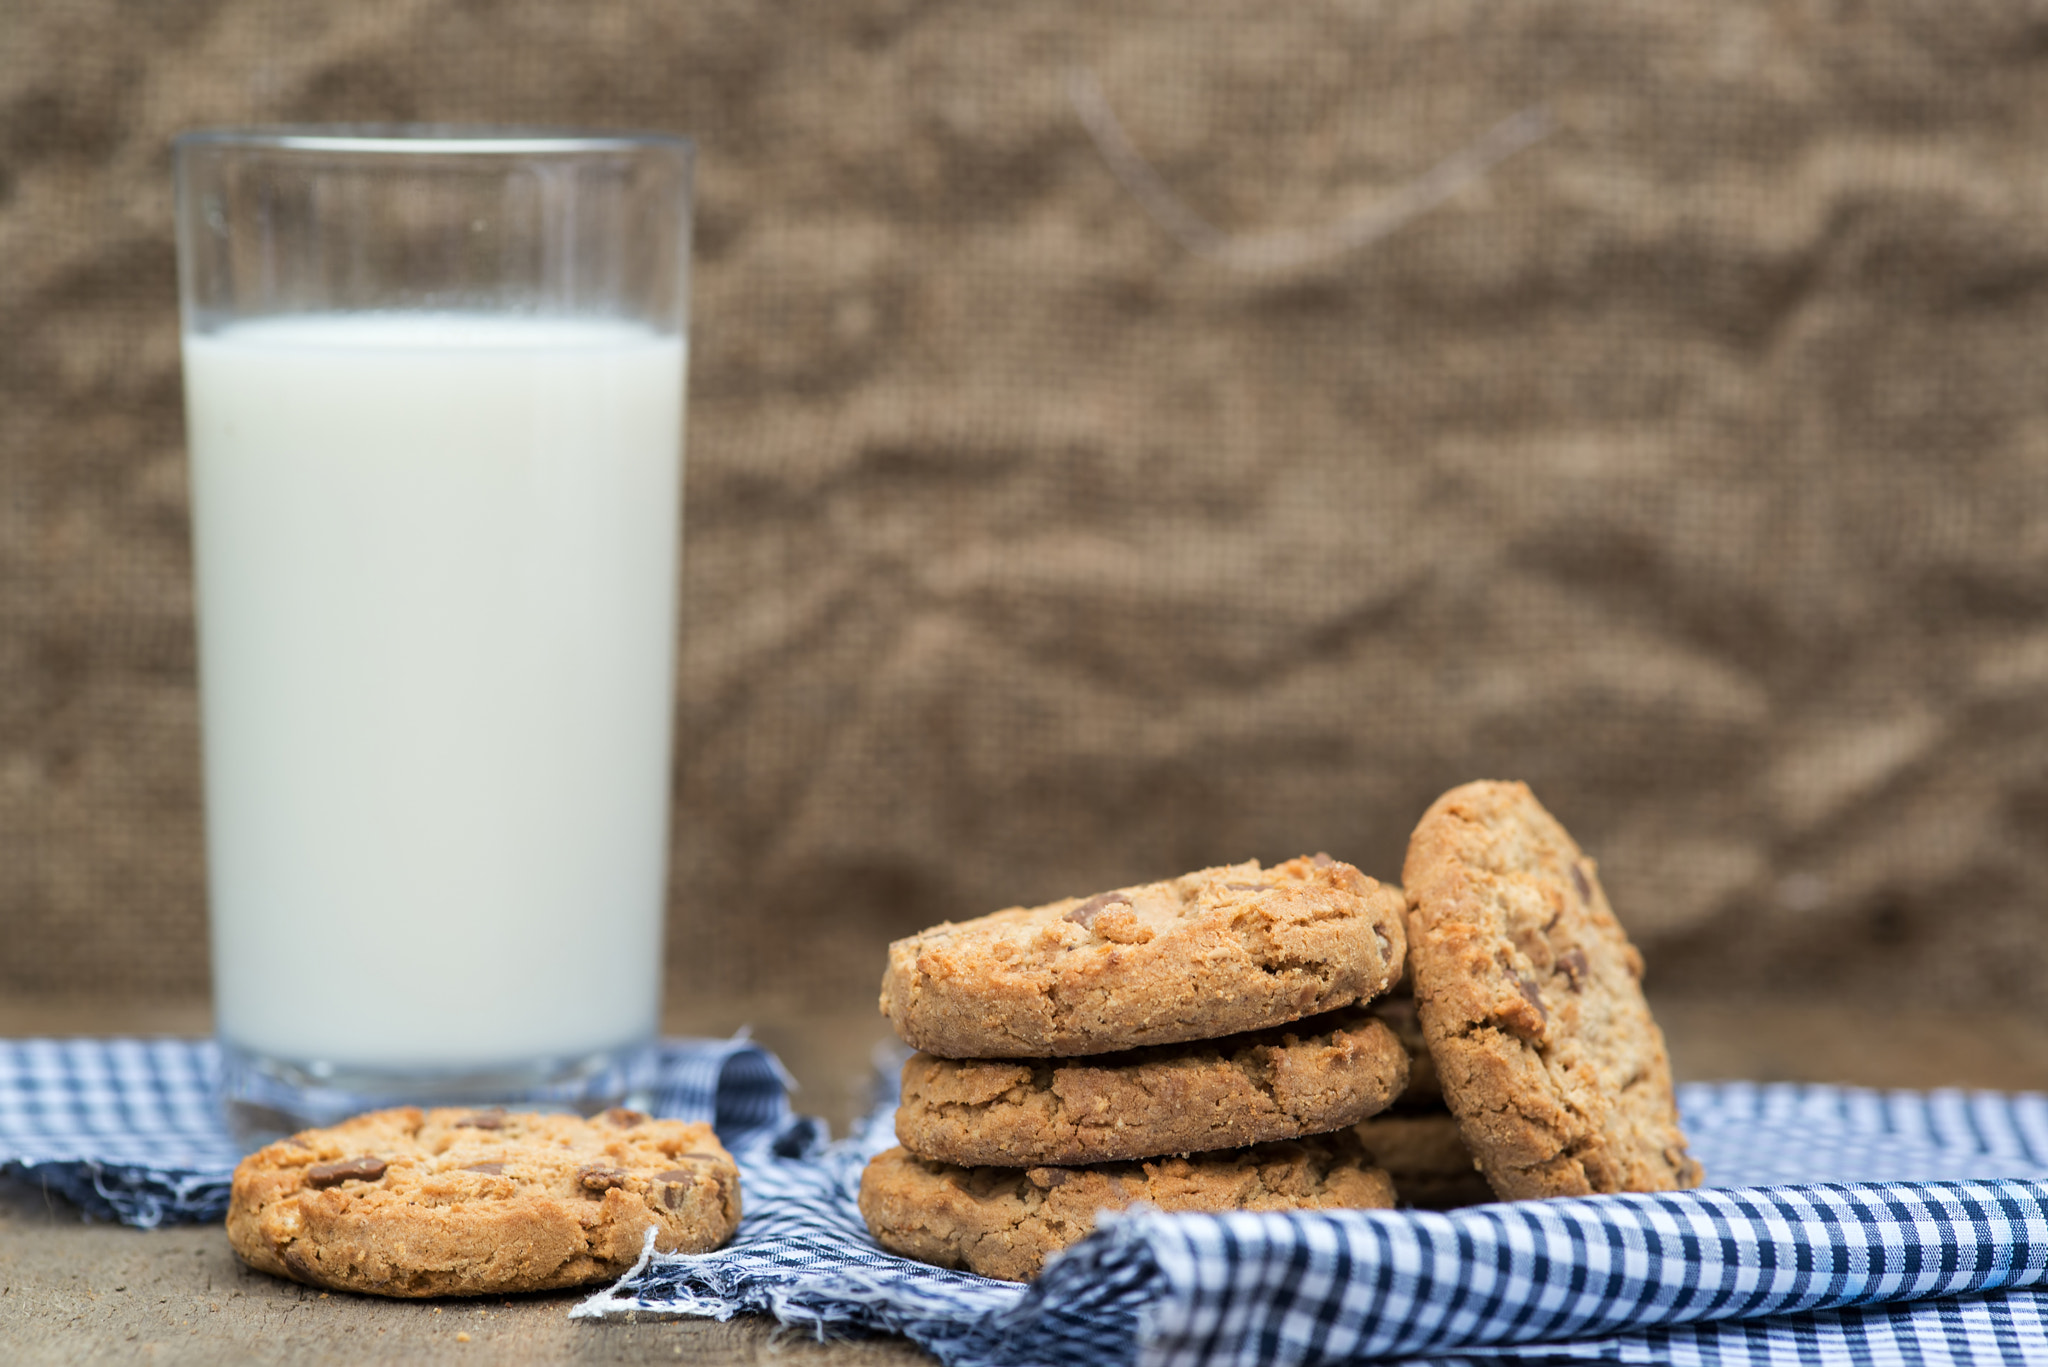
174, 127, 692, 1142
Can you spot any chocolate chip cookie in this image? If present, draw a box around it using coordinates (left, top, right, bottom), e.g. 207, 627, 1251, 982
227, 1107, 741, 1297
1402, 781, 1702, 1200
859, 1132, 1396, 1282
895, 1007, 1408, 1167
880, 855, 1407, 1059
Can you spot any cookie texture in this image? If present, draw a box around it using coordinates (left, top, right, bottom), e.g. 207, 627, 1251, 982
880, 855, 1407, 1058
227, 1107, 741, 1297
896, 1008, 1408, 1167
859, 1133, 1396, 1282
1403, 780, 1702, 1200
1352, 1110, 1493, 1210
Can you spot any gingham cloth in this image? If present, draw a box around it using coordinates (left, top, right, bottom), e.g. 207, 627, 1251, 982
574, 1075, 2048, 1367
9, 1040, 2048, 1364
0, 1034, 809, 1225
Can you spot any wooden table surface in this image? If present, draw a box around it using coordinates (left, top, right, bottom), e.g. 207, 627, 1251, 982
6, 990, 2048, 1365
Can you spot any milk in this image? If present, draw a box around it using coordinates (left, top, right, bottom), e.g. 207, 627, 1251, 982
184, 315, 684, 1072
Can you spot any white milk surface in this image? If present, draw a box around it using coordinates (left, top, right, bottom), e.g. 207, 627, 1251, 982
185, 315, 684, 1071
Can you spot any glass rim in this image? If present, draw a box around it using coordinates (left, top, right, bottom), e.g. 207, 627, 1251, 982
173, 124, 693, 158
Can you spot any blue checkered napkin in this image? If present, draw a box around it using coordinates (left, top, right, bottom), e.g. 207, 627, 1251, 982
0, 1038, 240, 1228
0, 1035, 807, 1228
578, 1083, 2048, 1367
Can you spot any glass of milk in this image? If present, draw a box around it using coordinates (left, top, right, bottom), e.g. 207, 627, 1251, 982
173, 128, 690, 1142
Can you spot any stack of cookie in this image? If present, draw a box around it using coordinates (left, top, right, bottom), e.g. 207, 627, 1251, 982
861, 781, 1705, 1279
859, 854, 1415, 1282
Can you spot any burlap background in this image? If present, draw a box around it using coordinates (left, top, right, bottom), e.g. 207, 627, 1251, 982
3, 2, 2045, 1021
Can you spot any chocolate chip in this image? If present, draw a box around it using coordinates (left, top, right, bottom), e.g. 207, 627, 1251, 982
305, 1156, 386, 1189
1557, 947, 1589, 991
1515, 974, 1548, 1023
653, 1172, 697, 1209
1571, 863, 1593, 906
455, 1109, 507, 1130
1026, 1167, 1072, 1189
1064, 892, 1131, 928
601, 1108, 647, 1128
463, 1162, 506, 1175
578, 1165, 628, 1192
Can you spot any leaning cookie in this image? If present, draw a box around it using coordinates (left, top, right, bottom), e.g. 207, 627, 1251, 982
1403, 781, 1702, 1200
881, 855, 1407, 1059
227, 1107, 741, 1297
897, 1008, 1408, 1167
859, 1133, 1396, 1282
